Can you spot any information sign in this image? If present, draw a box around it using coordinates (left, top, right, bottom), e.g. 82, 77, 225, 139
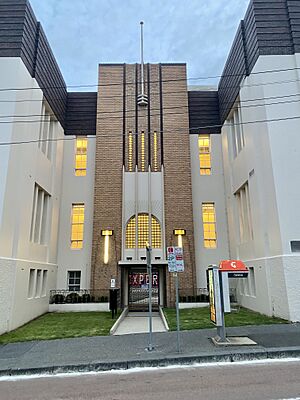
167, 247, 184, 272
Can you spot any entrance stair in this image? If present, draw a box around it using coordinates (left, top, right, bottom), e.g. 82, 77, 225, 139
113, 312, 167, 335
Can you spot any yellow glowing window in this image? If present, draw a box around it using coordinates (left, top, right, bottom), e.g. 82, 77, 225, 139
128, 131, 133, 172
202, 203, 217, 248
141, 131, 145, 171
125, 214, 161, 249
75, 138, 87, 176
71, 204, 85, 249
153, 131, 158, 172
198, 135, 211, 175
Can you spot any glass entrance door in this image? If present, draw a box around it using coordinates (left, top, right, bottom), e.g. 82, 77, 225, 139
128, 270, 159, 311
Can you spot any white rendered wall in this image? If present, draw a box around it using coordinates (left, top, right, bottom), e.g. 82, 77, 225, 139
56, 137, 96, 289
0, 58, 64, 333
190, 133, 229, 288
222, 54, 300, 321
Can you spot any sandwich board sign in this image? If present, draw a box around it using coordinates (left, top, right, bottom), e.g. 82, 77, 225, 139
167, 247, 184, 272
208, 266, 222, 326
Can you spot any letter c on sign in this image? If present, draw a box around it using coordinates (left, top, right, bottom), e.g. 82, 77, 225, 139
231, 261, 237, 269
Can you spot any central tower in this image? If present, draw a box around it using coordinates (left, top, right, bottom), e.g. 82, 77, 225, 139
91, 26, 196, 307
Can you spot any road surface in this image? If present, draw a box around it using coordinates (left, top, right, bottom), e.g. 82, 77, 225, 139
0, 359, 299, 400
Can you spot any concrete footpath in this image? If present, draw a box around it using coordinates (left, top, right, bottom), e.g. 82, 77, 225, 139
0, 323, 300, 377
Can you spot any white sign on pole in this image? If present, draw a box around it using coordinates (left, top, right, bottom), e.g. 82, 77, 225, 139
167, 247, 184, 272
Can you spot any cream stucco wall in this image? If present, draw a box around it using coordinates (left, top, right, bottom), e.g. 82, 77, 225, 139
222, 54, 300, 321
56, 136, 96, 289
190, 133, 230, 288
0, 58, 63, 333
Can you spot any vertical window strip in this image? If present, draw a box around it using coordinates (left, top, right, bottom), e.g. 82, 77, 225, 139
153, 131, 158, 172
202, 203, 217, 248
126, 216, 136, 248
30, 185, 38, 241
235, 183, 252, 243
151, 217, 161, 248
138, 214, 149, 248
34, 190, 44, 244
128, 131, 133, 172
198, 134, 211, 175
141, 131, 145, 171
75, 138, 87, 176
47, 118, 54, 160
38, 104, 45, 148
71, 204, 85, 249
229, 104, 244, 158
30, 184, 50, 244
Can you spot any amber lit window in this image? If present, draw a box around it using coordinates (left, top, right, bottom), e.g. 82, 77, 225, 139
75, 138, 87, 176
153, 131, 158, 172
141, 131, 145, 171
125, 214, 161, 249
71, 204, 85, 249
198, 134, 211, 175
202, 203, 217, 248
128, 131, 133, 172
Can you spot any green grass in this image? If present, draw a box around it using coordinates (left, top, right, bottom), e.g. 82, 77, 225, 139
163, 307, 288, 331
0, 312, 119, 344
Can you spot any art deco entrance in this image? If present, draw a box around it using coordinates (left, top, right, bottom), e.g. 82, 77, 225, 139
128, 270, 159, 311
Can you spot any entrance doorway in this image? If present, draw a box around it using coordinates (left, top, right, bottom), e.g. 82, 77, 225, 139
128, 270, 159, 311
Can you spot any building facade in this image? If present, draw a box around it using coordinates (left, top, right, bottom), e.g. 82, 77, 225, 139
0, 0, 300, 334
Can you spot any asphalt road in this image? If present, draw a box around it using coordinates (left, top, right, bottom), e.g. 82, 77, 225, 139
0, 360, 300, 400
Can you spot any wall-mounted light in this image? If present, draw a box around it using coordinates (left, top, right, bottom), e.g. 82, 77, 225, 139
173, 229, 186, 249
101, 230, 113, 264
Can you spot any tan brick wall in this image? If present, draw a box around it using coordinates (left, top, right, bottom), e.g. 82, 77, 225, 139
91, 65, 124, 290
91, 64, 196, 307
162, 64, 196, 306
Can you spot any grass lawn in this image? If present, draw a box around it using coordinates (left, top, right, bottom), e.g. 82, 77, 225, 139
163, 307, 288, 331
0, 312, 119, 345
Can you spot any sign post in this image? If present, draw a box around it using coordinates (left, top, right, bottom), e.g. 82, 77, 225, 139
167, 246, 184, 353
146, 244, 153, 351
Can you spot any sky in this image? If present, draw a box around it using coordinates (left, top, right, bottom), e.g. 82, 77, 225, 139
29, 0, 250, 91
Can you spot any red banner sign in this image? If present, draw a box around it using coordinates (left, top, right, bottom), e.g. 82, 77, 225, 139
219, 260, 248, 272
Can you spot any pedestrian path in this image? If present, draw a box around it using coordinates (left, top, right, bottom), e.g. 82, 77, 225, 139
0, 324, 299, 377
113, 312, 167, 335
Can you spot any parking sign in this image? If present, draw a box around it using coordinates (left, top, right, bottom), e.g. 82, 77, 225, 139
167, 247, 184, 272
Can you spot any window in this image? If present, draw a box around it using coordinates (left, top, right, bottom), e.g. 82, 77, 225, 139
141, 131, 145, 171
125, 214, 161, 249
75, 138, 87, 176
248, 267, 256, 297
235, 183, 252, 243
41, 270, 48, 297
153, 131, 158, 172
38, 103, 55, 159
35, 269, 42, 298
71, 204, 85, 249
30, 184, 50, 244
128, 131, 134, 172
198, 135, 211, 175
28, 269, 35, 298
228, 104, 245, 158
202, 203, 217, 248
68, 271, 81, 291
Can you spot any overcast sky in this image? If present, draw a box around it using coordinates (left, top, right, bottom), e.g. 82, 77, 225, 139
30, 0, 250, 90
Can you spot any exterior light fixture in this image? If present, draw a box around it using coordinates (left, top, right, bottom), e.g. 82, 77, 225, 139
173, 229, 186, 249
101, 230, 113, 264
